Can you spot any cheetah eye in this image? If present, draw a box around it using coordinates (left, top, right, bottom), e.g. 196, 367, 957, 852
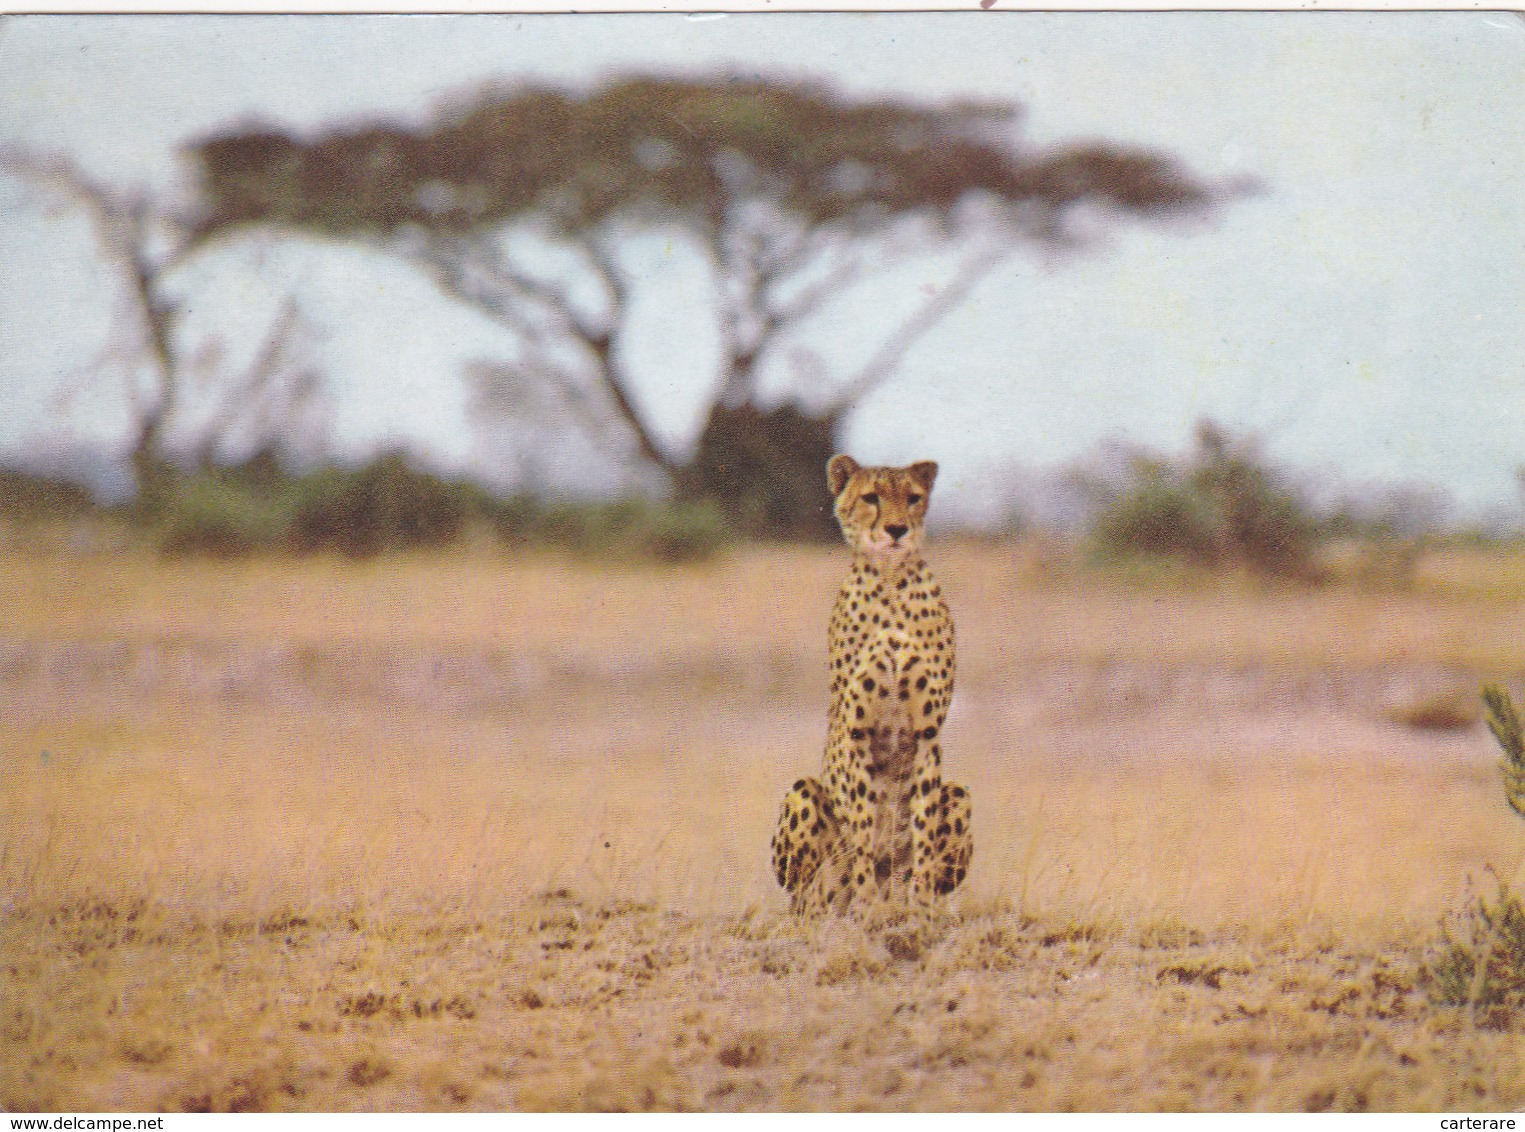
907, 493, 922, 506
861, 492, 878, 505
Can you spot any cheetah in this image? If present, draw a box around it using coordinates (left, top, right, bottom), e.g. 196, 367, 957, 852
771, 454, 971, 916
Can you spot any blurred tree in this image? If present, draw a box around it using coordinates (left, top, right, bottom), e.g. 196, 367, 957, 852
189, 76, 1249, 537
0, 147, 329, 507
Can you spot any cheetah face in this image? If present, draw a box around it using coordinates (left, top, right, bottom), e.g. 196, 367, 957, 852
827, 454, 938, 559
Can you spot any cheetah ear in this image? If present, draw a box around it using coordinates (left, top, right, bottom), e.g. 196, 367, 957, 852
827, 454, 860, 497
908, 461, 938, 494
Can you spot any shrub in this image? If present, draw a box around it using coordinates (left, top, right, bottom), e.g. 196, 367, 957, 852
147, 451, 488, 558
639, 499, 729, 564
1086, 421, 1319, 579
286, 452, 479, 557
1429, 877, 1525, 1024
1428, 687, 1525, 1022
485, 493, 547, 548
497, 495, 729, 564
139, 451, 731, 563
531, 498, 647, 557
678, 403, 838, 542
0, 466, 97, 520
153, 471, 292, 556
1088, 459, 1218, 565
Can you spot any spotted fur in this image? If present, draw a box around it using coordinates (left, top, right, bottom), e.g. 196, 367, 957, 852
771, 454, 972, 915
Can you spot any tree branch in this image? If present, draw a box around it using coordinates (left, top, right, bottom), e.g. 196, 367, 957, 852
0, 146, 190, 482
710, 213, 847, 407
578, 230, 675, 470
818, 241, 1014, 420
193, 297, 310, 462
404, 226, 676, 476
760, 244, 865, 336
2, 146, 343, 487
470, 353, 610, 446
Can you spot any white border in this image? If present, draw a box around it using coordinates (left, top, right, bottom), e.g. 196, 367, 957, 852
3, 2, 1519, 16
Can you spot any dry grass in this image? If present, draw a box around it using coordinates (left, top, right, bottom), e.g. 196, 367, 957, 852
4, 538, 1525, 1110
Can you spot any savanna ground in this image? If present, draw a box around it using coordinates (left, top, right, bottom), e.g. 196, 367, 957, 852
4, 527, 1525, 1111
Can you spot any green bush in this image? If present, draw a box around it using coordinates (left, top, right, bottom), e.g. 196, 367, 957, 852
0, 466, 97, 520
1086, 421, 1319, 579
286, 452, 480, 557
133, 450, 731, 563
1088, 460, 1218, 565
640, 499, 729, 564
496, 495, 729, 563
531, 497, 647, 557
154, 471, 293, 556
678, 402, 838, 542
484, 493, 547, 548
147, 451, 488, 559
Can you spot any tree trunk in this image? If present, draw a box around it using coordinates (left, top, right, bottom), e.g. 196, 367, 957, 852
678, 402, 841, 541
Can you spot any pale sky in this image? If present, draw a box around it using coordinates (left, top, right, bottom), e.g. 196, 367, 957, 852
1, 13, 1522, 522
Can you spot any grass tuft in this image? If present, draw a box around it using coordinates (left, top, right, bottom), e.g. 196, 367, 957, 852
1429, 877, 1525, 1026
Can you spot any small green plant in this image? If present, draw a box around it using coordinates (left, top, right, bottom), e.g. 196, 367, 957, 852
1430, 872, 1525, 1023
1486, 684, 1525, 818
1428, 685, 1525, 1023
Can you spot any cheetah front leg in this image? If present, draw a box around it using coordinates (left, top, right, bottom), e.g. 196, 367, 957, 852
907, 749, 945, 905
829, 642, 907, 913
899, 654, 957, 905
771, 776, 842, 914
930, 781, 972, 896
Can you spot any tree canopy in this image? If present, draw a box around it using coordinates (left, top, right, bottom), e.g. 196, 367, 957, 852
185, 76, 1242, 538
192, 76, 1214, 242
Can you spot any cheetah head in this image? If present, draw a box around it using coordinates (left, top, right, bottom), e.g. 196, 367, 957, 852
827, 454, 938, 559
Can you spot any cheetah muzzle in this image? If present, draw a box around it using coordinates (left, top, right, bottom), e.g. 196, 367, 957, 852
771, 454, 972, 916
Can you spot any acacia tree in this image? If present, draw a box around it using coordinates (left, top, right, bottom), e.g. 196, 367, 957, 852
189, 76, 1242, 536
0, 147, 327, 505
